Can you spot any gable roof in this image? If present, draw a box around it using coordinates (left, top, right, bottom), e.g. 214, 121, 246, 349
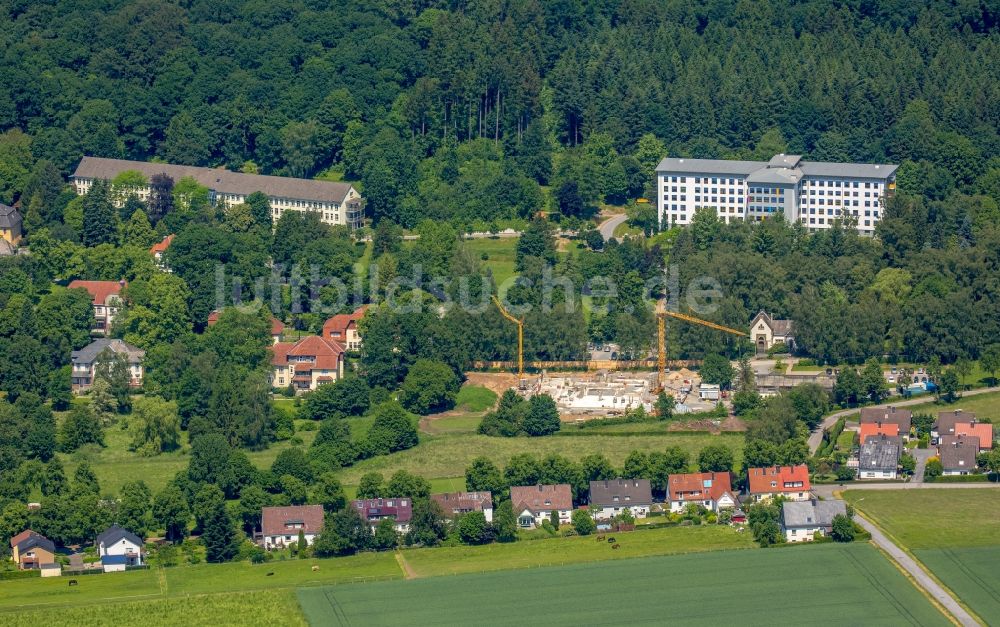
352, 498, 413, 524
430, 492, 494, 516
747, 465, 810, 495
10, 529, 39, 548
278, 335, 345, 370
149, 234, 174, 255
510, 484, 573, 513
0, 203, 23, 230
859, 422, 899, 443
16, 533, 55, 554
781, 500, 846, 528
67, 280, 124, 305
858, 434, 902, 472
589, 479, 653, 507
71, 338, 145, 365
73, 156, 357, 204
322, 305, 368, 339
935, 410, 975, 436
938, 437, 979, 471
261, 505, 325, 537
667, 472, 735, 503
749, 310, 794, 337
954, 421, 992, 450
96, 524, 143, 547
860, 407, 912, 433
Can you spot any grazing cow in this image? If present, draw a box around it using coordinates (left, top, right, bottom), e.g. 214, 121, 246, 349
606, 537, 616, 543
311, 565, 319, 572
266, 572, 275, 577
611, 544, 620, 550
68, 580, 78, 586
596, 535, 606, 542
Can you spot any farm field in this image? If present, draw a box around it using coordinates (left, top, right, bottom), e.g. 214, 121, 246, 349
399, 524, 754, 577
298, 543, 949, 627
4, 590, 306, 627
845, 489, 1000, 624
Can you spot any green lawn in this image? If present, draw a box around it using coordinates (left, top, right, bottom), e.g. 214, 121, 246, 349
400, 525, 753, 577
299, 543, 948, 626
421, 414, 482, 434
4, 590, 306, 627
462, 238, 517, 287
845, 488, 1000, 624
836, 428, 857, 450
453, 384, 496, 412
903, 390, 1000, 420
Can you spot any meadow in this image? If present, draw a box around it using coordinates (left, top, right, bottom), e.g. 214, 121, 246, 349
298, 543, 949, 627
904, 390, 1000, 420
845, 488, 1000, 624
461, 237, 518, 287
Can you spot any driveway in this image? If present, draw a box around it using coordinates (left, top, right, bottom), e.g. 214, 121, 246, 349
911, 448, 935, 484
808, 386, 1000, 454
597, 214, 628, 242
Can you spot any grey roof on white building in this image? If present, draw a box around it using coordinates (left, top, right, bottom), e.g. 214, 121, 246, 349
72, 157, 357, 204
655, 155, 897, 181
655, 157, 762, 175
71, 338, 144, 365
746, 167, 802, 185
859, 435, 902, 473
781, 500, 847, 529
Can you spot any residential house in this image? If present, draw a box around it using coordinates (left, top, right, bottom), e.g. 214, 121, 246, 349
746, 465, 811, 502
322, 305, 368, 351
67, 280, 125, 335
431, 492, 494, 523
96, 525, 143, 567
859, 421, 900, 444
509, 484, 574, 528
270, 335, 345, 392
0, 202, 23, 246
780, 499, 847, 542
667, 472, 739, 513
259, 505, 325, 550
858, 434, 902, 479
208, 309, 285, 344
954, 420, 993, 450
72, 156, 365, 229
149, 234, 174, 271
749, 310, 795, 353
589, 479, 653, 520
933, 410, 975, 442
70, 338, 144, 390
10, 530, 55, 570
938, 437, 981, 476
352, 498, 413, 534
860, 407, 912, 439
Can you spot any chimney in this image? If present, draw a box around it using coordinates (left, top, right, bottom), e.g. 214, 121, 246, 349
538, 485, 543, 492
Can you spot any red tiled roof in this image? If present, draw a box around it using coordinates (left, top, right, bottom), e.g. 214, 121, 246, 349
936, 410, 976, 437
747, 465, 810, 495
67, 280, 124, 305
955, 422, 992, 450
859, 422, 899, 443
287, 335, 344, 370
149, 234, 174, 255
510, 484, 573, 513
208, 310, 284, 336
322, 305, 368, 339
261, 505, 324, 537
271, 342, 293, 366
667, 472, 734, 503
431, 492, 494, 517
352, 498, 413, 524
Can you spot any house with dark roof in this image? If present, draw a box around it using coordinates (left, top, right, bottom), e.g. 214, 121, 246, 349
352, 498, 413, 533
70, 338, 144, 390
860, 407, 912, 439
667, 472, 739, 513
259, 505, 325, 550
208, 309, 285, 344
510, 484, 573, 528
0, 202, 23, 246
10, 530, 55, 570
938, 437, 981, 476
858, 434, 902, 479
747, 465, 811, 502
589, 479, 653, 520
431, 492, 494, 522
749, 311, 795, 353
933, 410, 975, 442
67, 279, 125, 336
72, 156, 365, 229
96, 525, 143, 566
780, 499, 848, 542
270, 335, 345, 392
322, 305, 368, 351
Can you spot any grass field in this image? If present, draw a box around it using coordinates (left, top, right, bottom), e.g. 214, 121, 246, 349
462, 238, 518, 287
5, 590, 307, 627
904, 390, 1000, 420
845, 488, 1000, 624
298, 543, 949, 626
400, 525, 754, 577
453, 384, 496, 412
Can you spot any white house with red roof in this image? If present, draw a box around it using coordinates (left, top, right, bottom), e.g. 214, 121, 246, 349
271, 335, 345, 392
67, 280, 125, 336
259, 505, 324, 550
746, 465, 811, 502
667, 472, 739, 513
207, 309, 285, 344
322, 305, 368, 351
149, 234, 174, 271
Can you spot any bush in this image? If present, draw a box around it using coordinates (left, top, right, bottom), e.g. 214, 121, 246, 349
571, 509, 596, 536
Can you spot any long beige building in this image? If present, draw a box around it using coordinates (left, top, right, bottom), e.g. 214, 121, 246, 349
71, 157, 364, 229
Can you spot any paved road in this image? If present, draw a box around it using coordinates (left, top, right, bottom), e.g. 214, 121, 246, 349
597, 213, 629, 242
808, 386, 1000, 453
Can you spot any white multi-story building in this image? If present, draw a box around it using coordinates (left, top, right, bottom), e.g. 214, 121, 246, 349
656, 154, 897, 235
71, 157, 364, 229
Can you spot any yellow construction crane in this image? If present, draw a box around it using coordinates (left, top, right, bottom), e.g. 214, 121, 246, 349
656, 300, 748, 391
492, 295, 525, 387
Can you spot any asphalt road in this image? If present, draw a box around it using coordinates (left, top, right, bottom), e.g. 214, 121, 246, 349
807, 386, 1000, 453
597, 213, 628, 242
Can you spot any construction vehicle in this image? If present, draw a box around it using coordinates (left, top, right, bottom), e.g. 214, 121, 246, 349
655, 300, 748, 391
492, 295, 526, 388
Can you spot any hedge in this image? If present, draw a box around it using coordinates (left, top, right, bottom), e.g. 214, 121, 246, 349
0, 569, 40, 580
927, 473, 998, 483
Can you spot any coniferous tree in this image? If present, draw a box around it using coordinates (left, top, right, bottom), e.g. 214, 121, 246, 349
82, 179, 117, 246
